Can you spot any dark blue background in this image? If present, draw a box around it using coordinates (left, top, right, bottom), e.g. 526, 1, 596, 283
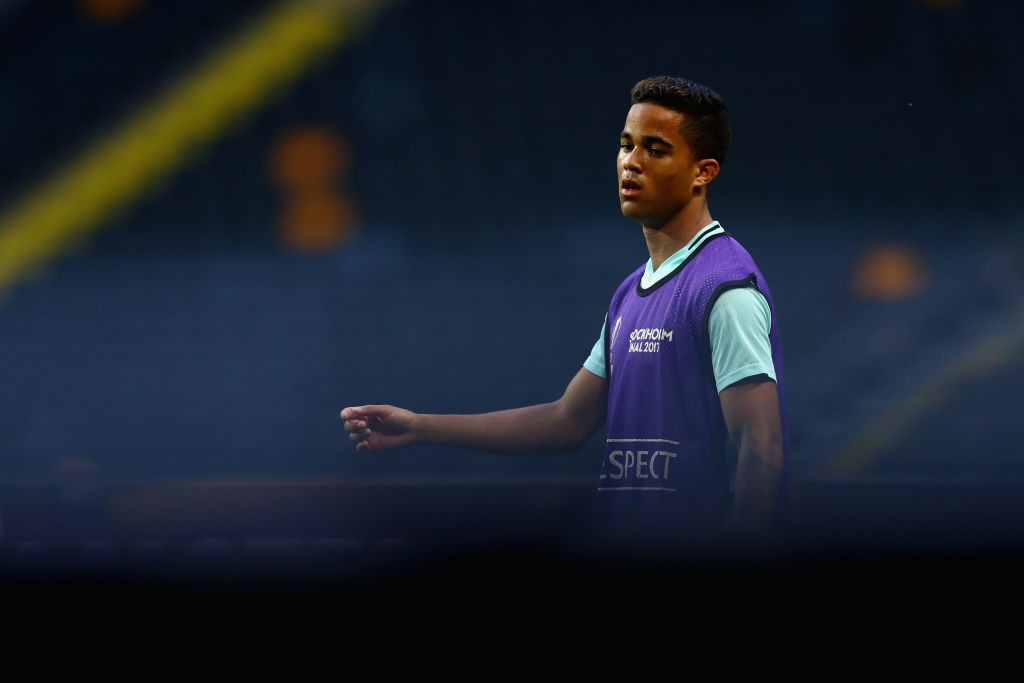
1, 0, 1022, 604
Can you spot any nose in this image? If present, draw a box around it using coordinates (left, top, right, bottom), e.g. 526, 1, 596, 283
621, 147, 641, 173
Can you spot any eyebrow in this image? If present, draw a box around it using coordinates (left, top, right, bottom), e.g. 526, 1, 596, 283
619, 131, 674, 148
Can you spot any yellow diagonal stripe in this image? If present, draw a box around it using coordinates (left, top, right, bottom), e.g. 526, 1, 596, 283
823, 307, 1024, 477
0, 0, 388, 298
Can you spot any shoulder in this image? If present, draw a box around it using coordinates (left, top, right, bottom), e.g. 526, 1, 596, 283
711, 286, 770, 321
702, 232, 757, 265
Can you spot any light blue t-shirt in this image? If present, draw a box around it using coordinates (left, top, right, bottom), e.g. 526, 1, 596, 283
583, 222, 776, 393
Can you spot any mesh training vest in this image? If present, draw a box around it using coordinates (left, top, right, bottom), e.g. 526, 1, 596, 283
593, 228, 790, 550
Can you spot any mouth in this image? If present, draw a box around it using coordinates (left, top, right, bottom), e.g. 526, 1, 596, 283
620, 178, 642, 198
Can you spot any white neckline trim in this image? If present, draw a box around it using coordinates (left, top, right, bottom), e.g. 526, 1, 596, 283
641, 221, 723, 289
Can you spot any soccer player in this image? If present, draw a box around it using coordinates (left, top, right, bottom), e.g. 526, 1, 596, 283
340, 75, 790, 556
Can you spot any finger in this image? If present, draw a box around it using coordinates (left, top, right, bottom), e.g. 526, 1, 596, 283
340, 407, 361, 420
343, 419, 366, 432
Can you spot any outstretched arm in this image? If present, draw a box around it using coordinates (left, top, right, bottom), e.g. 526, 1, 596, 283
340, 367, 607, 454
719, 376, 785, 536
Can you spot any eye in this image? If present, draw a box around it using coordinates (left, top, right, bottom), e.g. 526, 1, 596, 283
619, 142, 634, 152
649, 147, 667, 156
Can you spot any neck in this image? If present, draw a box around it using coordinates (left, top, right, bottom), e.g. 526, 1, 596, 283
643, 202, 714, 271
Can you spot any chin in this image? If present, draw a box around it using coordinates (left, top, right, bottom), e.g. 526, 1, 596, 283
621, 209, 652, 225
619, 203, 642, 221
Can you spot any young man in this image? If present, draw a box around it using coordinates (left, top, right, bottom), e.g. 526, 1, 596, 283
341, 76, 790, 556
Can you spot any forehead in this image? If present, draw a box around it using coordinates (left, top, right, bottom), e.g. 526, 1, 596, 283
622, 102, 686, 143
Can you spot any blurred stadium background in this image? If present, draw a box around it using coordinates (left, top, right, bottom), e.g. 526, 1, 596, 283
1, 0, 1023, 600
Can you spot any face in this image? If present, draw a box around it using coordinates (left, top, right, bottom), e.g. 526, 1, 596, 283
617, 102, 702, 228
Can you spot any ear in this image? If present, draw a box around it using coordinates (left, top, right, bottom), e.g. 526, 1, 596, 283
694, 158, 720, 187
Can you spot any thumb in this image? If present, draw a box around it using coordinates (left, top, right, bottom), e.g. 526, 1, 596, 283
341, 404, 386, 420
340, 406, 367, 420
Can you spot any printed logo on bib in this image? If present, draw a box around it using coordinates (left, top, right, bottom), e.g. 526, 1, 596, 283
611, 316, 623, 346
628, 327, 673, 353
599, 437, 679, 491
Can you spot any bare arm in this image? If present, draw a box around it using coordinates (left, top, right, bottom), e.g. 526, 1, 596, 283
340, 367, 607, 454
719, 376, 785, 536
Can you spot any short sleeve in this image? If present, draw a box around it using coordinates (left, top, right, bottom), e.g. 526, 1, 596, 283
583, 314, 608, 379
708, 287, 775, 392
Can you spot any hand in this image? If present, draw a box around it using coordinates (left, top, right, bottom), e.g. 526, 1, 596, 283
340, 405, 417, 452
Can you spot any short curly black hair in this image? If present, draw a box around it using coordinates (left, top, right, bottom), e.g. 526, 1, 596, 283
630, 76, 730, 165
